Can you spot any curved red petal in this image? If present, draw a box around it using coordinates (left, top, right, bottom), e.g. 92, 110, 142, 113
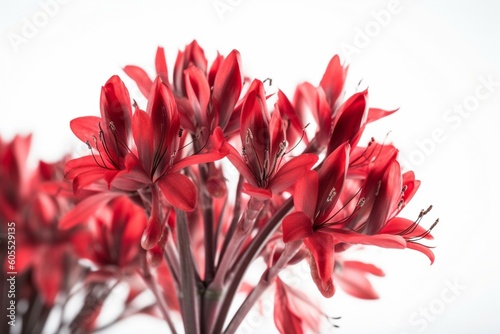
319, 54, 348, 110
70, 116, 101, 147
269, 153, 318, 194
132, 108, 154, 174
155, 46, 169, 84
294, 170, 318, 219
212, 50, 242, 130
158, 173, 197, 212
123, 65, 154, 97
282, 211, 314, 243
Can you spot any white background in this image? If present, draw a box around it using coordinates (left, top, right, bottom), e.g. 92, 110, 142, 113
1, 0, 500, 333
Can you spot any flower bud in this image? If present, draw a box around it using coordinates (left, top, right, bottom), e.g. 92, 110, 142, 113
141, 216, 162, 250
146, 244, 163, 267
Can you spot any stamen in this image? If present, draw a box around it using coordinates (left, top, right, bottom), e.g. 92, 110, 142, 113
326, 187, 336, 202
277, 141, 286, 158
374, 180, 382, 196
285, 123, 309, 155
92, 135, 109, 169
246, 128, 253, 144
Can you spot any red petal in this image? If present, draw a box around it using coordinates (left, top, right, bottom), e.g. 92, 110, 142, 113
277, 90, 305, 146
402, 171, 421, 205
319, 54, 348, 110
123, 65, 153, 97
336, 267, 380, 299
367, 107, 398, 123
184, 66, 210, 125
70, 116, 101, 148
282, 211, 314, 243
132, 108, 154, 174
242, 182, 272, 200
317, 142, 349, 220
304, 234, 336, 297
380, 217, 433, 240
59, 192, 121, 229
328, 90, 368, 153
269, 153, 318, 194
33, 246, 65, 306
155, 46, 169, 84
343, 260, 385, 277
364, 159, 402, 234
293, 171, 318, 219
170, 150, 227, 173
158, 173, 197, 211
212, 50, 242, 130
221, 140, 258, 186
324, 229, 406, 249
407, 242, 435, 264
274, 279, 304, 334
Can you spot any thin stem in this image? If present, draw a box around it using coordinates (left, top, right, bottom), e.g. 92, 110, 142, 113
211, 197, 265, 289
200, 163, 216, 283
223, 240, 302, 334
140, 257, 178, 334
217, 174, 244, 266
163, 235, 181, 287
211, 197, 294, 334
176, 209, 200, 334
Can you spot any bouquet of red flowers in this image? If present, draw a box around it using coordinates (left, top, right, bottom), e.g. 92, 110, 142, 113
1, 40, 437, 334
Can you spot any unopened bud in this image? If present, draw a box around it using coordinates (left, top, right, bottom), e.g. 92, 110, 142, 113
141, 216, 162, 250
146, 244, 163, 267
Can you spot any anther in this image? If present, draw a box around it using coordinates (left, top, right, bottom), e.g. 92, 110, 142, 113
375, 180, 382, 196
327, 187, 337, 202
358, 197, 366, 207
109, 121, 116, 131
86, 140, 91, 150
246, 128, 253, 144
402, 185, 408, 193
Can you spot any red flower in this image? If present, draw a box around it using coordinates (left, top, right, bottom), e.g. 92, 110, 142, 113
65, 75, 226, 216
217, 79, 318, 200
282, 143, 409, 297
72, 196, 146, 268
334, 257, 385, 299
124, 41, 243, 141
0, 135, 78, 306
274, 278, 323, 334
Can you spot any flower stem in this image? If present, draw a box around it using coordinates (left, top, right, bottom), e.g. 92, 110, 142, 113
211, 197, 294, 334
223, 240, 302, 334
140, 256, 178, 334
199, 164, 216, 283
176, 209, 200, 334
211, 197, 265, 289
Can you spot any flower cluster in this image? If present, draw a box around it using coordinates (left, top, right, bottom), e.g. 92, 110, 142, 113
1, 40, 437, 334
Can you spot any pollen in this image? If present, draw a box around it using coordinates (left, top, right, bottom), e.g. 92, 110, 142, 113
246, 128, 253, 144
326, 187, 337, 202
